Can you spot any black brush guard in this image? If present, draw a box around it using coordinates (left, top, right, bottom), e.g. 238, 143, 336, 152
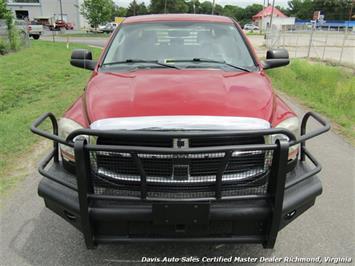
31, 112, 329, 249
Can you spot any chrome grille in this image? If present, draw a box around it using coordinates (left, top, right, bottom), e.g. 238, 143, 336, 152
90, 150, 272, 184
89, 135, 273, 198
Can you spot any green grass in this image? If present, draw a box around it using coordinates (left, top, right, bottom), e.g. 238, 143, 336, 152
58, 32, 109, 38
0, 41, 101, 194
267, 59, 355, 142
245, 31, 263, 36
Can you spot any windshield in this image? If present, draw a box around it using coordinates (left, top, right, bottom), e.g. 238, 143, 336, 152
102, 21, 256, 71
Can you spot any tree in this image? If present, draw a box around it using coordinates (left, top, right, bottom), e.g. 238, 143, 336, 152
126, 1, 137, 16
238, 4, 263, 26
80, 0, 114, 27
0, 0, 11, 20
312, 0, 352, 20
243, 4, 264, 19
117, 7, 128, 16
126, 1, 148, 16
150, 0, 189, 14
112, 5, 127, 18
138, 3, 148, 15
276, 5, 289, 16
288, 0, 353, 20
287, 0, 314, 19
199, 1, 213, 14
222, 5, 244, 20
187, 0, 201, 14
0, 0, 20, 52
213, 4, 224, 15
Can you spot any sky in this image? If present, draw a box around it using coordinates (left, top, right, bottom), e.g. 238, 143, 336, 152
115, 0, 290, 8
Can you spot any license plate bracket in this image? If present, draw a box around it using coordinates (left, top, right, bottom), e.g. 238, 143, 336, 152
152, 202, 210, 225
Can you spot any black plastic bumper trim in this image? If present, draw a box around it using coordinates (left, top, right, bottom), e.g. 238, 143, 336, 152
95, 235, 266, 244
38, 162, 322, 227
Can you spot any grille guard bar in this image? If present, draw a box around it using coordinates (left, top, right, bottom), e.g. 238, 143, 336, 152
31, 111, 330, 195
31, 111, 330, 162
31, 111, 330, 249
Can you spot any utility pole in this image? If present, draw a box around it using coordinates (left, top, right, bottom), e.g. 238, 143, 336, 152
261, 0, 266, 32
344, 0, 353, 32
269, 0, 275, 30
133, 0, 137, 16
212, 0, 215, 15
59, 0, 63, 21
164, 0, 168, 14
348, 1, 354, 27
340, 0, 354, 63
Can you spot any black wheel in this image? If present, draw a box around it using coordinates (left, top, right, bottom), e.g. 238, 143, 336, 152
32, 35, 40, 40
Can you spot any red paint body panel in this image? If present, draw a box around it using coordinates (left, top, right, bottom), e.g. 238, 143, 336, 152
64, 15, 296, 128
63, 97, 89, 127
271, 96, 295, 127
123, 14, 234, 24
85, 70, 276, 123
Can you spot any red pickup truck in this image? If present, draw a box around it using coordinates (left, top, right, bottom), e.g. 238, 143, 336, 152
31, 14, 329, 249
49, 20, 74, 30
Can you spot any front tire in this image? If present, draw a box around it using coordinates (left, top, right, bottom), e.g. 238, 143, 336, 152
32, 35, 40, 40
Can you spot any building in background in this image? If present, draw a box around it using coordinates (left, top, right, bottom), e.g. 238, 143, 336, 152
6, 0, 89, 29
252, 6, 295, 30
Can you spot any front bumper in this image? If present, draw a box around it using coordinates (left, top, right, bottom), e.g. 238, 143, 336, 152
32, 111, 330, 249
38, 153, 321, 247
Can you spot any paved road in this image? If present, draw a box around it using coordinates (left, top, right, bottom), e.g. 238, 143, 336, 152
1, 93, 354, 266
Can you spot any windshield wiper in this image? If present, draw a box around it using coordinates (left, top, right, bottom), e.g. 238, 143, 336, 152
102, 59, 180, 70
166, 58, 250, 72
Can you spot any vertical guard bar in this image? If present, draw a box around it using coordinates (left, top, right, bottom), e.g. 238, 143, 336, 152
300, 114, 308, 161
74, 138, 95, 249
48, 113, 59, 162
132, 153, 147, 199
264, 139, 289, 248
215, 151, 233, 200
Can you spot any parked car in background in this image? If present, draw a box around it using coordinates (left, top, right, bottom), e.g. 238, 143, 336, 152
101, 22, 118, 33
27, 20, 43, 39
31, 14, 329, 249
2, 19, 41, 40
97, 24, 107, 33
244, 24, 260, 31
85, 25, 105, 33
65, 22, 74, 30
49, 20, 74, 31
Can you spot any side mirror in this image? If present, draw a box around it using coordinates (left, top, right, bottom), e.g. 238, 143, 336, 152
70, 49, 97, 70
263, 48, 289, 69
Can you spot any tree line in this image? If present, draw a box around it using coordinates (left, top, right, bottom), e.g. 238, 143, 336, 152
81, 0, 354, 28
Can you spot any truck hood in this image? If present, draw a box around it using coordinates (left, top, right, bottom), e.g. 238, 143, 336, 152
85, 69, 274, 124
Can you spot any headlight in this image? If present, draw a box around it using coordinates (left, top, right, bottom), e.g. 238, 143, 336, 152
58, 118, 84, 162
273, 116, 300, 160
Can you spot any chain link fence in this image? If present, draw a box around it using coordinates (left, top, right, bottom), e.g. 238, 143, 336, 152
0, 19, 30, 55
265, 27, 355, 66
